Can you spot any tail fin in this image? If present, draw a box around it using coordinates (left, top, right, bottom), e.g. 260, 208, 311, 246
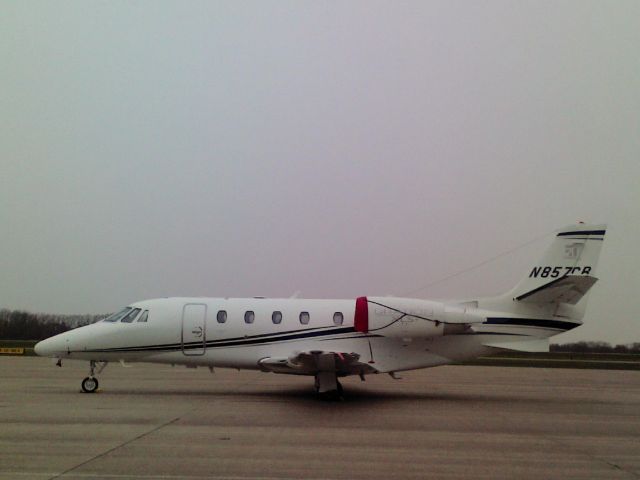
508, 224, 606, 315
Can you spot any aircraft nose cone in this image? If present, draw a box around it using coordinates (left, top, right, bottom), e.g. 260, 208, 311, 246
34, 337, 62, 357
34, 338, 51, 356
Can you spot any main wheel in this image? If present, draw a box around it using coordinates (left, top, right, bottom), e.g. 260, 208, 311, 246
81, 376, 99, 393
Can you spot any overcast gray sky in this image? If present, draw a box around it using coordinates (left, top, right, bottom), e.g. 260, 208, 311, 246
1, 1, 638, 343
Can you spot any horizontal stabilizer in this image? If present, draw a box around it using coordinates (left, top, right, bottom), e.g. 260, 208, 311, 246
515, 275, 598, 305
483, 337, 549, 353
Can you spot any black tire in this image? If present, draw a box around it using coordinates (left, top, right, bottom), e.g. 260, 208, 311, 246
319, 389, 343, 402
81, 376, 99, 393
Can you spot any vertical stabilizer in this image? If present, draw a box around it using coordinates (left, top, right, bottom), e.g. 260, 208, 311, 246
508, 224, 606, 307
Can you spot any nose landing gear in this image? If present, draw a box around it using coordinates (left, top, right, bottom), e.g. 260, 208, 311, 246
81, 376, 99, 393
81, 360, 108, 393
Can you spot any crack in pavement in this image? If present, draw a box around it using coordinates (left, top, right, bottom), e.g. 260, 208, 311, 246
46, 377, 260, 480
547, 435, 640, 479
47, 415, 182, 480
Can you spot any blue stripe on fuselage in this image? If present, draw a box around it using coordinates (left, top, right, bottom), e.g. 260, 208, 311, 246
483, 317, 579, 331
80, 326, 357, 354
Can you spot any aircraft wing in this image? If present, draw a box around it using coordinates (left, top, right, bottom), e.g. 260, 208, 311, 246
515, 275, 598, 305
258, 350, 378, 376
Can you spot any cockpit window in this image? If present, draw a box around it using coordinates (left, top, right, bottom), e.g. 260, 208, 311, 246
137, 310, 149, 322
103, 307, 132, 322
121, 308, 141, 323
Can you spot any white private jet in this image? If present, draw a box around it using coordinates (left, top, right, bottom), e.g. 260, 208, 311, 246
35, 224, 606, 398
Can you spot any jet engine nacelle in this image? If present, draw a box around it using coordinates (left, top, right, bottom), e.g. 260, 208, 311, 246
354, 296, 484, 339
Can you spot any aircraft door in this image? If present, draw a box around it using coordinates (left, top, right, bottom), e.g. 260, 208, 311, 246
182, 303, 207, 356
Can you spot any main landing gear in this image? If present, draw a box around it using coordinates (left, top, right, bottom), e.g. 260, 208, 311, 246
81, 360, 108, 393
314, 372, 344, 401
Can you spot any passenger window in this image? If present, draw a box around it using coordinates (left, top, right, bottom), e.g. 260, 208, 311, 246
299, 311, 310, 325
217, 310, 227, 324
244, 311, 255, 324
272, 311, 282, 324
333, 312, 344, 325
121, 308, 141, 323
137, 310, 149, 322
103, 307, 132, 322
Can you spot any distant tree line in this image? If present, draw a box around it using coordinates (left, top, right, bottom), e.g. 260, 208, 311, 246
551, 341, 640, 354
0, 309, 108, 340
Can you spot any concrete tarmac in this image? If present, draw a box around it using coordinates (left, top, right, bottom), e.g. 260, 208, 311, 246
1, 357, 639, 480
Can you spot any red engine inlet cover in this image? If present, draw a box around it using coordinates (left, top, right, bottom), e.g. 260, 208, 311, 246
354, 296, 369, 333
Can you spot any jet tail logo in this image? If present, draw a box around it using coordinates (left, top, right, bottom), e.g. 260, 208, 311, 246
564, 243, 582, 260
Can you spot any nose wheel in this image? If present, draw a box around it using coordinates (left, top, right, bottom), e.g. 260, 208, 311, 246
81, 376, 99, 393
81, 360, 107, 393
